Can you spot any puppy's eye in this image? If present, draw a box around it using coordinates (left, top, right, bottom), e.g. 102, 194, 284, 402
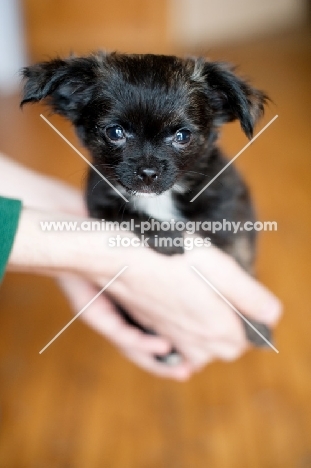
105, 125, 125, 142
174, 129, 191, 145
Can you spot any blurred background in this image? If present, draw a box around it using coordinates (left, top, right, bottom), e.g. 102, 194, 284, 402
0, 1, 310, 467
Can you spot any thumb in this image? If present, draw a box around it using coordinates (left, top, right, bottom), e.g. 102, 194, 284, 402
213, 258, 282, 327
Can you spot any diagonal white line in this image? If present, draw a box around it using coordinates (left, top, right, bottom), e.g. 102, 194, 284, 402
40, 114, 129, 202
190, 115, 278, 202
39, 266, 128, 354
191, 266, 279, 353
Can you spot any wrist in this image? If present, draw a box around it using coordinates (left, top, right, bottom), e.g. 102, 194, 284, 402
8, 208, 74, 273
7, 208, 120, 280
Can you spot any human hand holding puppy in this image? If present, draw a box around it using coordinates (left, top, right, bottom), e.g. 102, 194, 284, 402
7, 201, 281, 380
4, 155, 281, 380
54, 238, 282, 379
79, 243, 282, 377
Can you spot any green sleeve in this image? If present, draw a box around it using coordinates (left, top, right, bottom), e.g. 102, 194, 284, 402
0, 196, 22, 282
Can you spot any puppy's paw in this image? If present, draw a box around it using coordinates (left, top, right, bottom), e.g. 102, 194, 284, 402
156, 349, 183, 366
242, 318, 273, 347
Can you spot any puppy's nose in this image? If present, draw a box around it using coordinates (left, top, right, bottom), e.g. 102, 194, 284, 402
137, 168, 158, 185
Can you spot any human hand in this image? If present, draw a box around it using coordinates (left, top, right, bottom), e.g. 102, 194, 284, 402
105, 244, 282, 372
3, 151, 282, 378
58, 274, 192, 380
8, 205, 282, 378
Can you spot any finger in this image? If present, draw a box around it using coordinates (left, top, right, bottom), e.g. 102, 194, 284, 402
176, 345, 216, 370
58, 274, 171, 354
82, 304, 171, 354
228, 272, 282, 326
158, 301, 246, 345
198, 252, 282, 326
123, 349, 193, 380
206, 340, 248, 362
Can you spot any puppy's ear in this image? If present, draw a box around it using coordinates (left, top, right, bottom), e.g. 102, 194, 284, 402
200, 61, 268, 138
20, 56, 102, 120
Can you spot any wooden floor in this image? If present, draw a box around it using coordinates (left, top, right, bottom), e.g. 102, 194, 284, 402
0, 15, 311, 468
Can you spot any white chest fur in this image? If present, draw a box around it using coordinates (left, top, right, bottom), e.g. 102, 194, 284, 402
130, 189, 183, 221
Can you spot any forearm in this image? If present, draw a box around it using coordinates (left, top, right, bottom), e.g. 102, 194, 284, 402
7, 207, 123, 281
0, 153, 85, 215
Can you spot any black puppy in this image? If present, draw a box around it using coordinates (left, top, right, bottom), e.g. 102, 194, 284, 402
21, 52, 271, 363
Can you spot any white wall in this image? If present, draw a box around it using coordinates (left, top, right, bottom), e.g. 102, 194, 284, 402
0, 0, 27, 95
169, 0, 308, 47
